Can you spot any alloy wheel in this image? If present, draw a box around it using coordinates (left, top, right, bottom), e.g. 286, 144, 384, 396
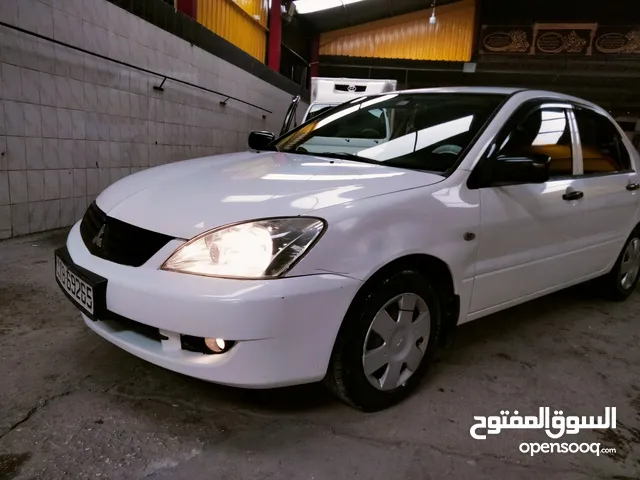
362, 293, 431, 391
620, 237, 640, 289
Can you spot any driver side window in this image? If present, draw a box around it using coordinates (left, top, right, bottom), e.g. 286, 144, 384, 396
496, 108, 573, 178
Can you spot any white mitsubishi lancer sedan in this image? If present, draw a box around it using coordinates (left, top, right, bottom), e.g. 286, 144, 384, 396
55, 87, 640, 411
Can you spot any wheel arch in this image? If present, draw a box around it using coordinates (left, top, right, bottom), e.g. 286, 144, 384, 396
340, 253, 460, 350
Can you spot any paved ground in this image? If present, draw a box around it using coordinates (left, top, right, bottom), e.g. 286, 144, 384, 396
0, 229, 639, 480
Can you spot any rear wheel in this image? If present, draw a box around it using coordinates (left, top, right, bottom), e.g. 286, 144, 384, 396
599, 230, 640, 301
325, 268, 441, 411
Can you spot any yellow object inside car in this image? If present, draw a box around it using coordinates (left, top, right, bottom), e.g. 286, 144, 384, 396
531, 145, 572, 175
530, 145, 618, 174
581, 146, 618, 173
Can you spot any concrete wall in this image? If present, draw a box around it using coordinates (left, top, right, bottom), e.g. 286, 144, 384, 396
0, 0, 307, 239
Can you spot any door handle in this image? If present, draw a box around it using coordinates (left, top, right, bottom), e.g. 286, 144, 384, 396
627, 183, 640, 191
562, 190, 584, 201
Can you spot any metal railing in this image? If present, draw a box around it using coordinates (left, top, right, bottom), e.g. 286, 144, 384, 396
0, 20, 272, 115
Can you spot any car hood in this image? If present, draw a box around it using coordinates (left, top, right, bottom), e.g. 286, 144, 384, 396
97, 151, 443, 239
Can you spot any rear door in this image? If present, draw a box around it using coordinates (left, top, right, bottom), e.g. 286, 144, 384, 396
469, 101, 592, 316
570, 107, 640, 272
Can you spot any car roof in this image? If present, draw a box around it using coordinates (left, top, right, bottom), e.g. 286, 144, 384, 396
398, 86, 523, 95
330, 86, 608, 118
391, 87, 606, 113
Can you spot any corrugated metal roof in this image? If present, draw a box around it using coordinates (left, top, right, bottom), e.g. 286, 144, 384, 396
319, 0, 475, 62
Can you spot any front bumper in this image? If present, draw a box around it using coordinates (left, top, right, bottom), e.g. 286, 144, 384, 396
64, 222, 362, 388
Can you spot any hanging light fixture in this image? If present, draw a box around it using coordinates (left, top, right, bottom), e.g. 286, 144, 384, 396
429, 0, 437, 24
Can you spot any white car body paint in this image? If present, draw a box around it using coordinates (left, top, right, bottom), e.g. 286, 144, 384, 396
99, 151, 442, 240
61, 87, 640, 389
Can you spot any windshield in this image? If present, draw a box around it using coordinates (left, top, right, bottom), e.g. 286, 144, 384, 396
275, 93, 507, 173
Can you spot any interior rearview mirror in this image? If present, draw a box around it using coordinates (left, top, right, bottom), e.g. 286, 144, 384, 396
248, 131, 276, 151
492, 154, 551, 185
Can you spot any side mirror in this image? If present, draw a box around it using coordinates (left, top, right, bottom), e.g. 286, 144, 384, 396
492, 154, 551, 185
248, 131, 276, 151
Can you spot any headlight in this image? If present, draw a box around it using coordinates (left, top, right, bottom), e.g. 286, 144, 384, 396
161, 217, 326, 278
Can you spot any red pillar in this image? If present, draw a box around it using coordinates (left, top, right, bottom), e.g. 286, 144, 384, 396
268, 0, 282, 71
310, 33, 320, 79
176, 0, 196, 18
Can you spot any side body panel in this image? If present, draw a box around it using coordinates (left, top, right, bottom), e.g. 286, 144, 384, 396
291, 168, 482, 323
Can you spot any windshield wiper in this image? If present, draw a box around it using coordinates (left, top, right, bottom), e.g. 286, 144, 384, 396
262, 143, 281, 152
313, 152, 381, 165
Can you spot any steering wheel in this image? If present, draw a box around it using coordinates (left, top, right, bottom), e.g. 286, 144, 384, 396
358, 128, 382, 139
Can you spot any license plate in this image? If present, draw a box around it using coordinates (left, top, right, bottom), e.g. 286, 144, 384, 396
56, 255, 95, 314
54, 248, 107, 319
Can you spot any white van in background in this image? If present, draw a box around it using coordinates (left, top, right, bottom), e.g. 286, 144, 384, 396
279, 77, 398, 135
303, 77, 399, 122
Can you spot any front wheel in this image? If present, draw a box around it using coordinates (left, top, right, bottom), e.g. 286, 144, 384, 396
325, 269, 442, 411
598, 231, 640, 301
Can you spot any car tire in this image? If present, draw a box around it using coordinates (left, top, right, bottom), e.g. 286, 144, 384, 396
598, 229, 640, 301
325, 268, 442, 412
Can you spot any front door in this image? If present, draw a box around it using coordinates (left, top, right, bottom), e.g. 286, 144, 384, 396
469, 103, 592, 316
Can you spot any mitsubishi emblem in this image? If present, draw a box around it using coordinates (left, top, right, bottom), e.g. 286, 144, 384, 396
93, 225, 106, 248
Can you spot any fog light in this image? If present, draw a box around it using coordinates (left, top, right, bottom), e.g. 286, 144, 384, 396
204, 337, 227, 353
181, 335, 235, 355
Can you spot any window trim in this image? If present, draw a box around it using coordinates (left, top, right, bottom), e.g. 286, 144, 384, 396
572, 170, 636, 179
568, 103, 636, 178
567, 108, 582, 176
467, 99, 577, 189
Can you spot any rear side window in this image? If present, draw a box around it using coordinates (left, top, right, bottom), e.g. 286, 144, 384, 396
574, 109, 632, 174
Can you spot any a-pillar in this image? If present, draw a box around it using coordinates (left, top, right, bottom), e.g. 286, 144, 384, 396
268, 0, 282, 71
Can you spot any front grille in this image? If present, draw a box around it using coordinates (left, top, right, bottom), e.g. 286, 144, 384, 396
80, 202, 174, 267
